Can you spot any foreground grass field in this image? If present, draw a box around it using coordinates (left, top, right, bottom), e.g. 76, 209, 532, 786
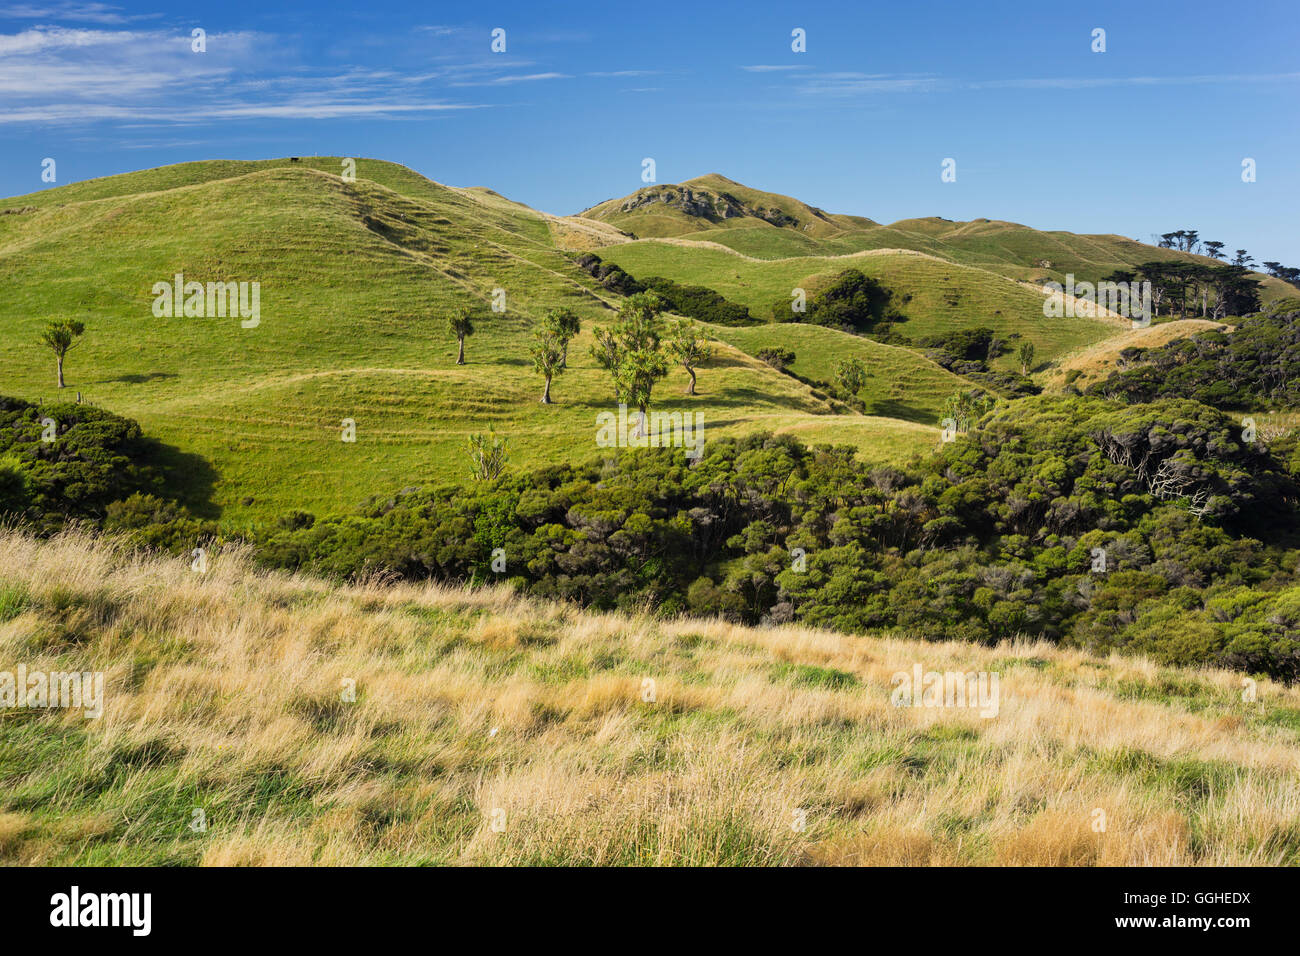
2, 529, 1298, 866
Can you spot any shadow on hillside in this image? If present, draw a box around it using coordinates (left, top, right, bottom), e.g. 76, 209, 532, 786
107, 371, 179, 384
149, 440, 222, 520
688, 385, 829, 410
708, 353, 761, 370
865, 399, 938, 425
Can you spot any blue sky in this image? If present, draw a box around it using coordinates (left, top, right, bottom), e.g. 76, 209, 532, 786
3, 0, 1298, 262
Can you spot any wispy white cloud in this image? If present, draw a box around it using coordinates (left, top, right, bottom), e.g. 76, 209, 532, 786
0, 23, 145, 53
202, 101, 485, 119
118, 138, 223, 149
968, 72, 1300, 90
0, 2, 156, 24
450, 71, 569, 87
741, 64, 807, 73
0, 26, 256, 97
0, 101, 485, 123
785, 69, 1300, 97
793, 72, 940, 95
0, 23, 495, 124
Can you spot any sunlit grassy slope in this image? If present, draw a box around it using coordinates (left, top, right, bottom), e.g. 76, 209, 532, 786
580, 174, 1295, 302
707, 322, 966, 424
3, 529, 1299, 866
11, 159, 1270, 524
1043, 319, 1232, 392
0, 158, 938, 522
596, 240, 1123, 368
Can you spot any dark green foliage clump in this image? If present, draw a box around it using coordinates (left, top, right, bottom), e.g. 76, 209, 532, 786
0, 395, 220, 543
921, 327, 1040, 398
756, 347, 796, 372
575, 252, 646, 296
0, 397, 170, 526
574, 254, 757, 325
779, 269, 903, 336
640, 276, 756, 326
920, 327, 1005, 365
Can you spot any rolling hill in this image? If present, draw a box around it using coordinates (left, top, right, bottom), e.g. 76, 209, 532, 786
0, 159, 940, 523
578, 173, 1297, 300
3, 158, 1279, 526
593, 239, 1123, 369
705, 321, 968, 423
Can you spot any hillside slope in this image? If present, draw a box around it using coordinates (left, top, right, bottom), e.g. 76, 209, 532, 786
2, 529, 1298, 866
595, 240, 1123, 367
1044, 319, 1232, 391
579, 176, 1293, 300
706, 321, 967, 423
0, 159, 936, 521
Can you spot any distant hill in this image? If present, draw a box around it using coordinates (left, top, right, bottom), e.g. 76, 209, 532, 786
578, 174, 1295, 298
579, 172, 861, 243
589, 239, 1124, 369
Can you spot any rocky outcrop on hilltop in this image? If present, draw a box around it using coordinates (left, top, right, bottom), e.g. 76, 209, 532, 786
615, 185, 819, 229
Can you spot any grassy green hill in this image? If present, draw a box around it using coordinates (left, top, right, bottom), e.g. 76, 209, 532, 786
706, 322, 967, 423
11, 159, 1281, 526
0, 159, 938, 524
579, 175, 1294, 301
595, 240, 1123, 368
4, 528, 1298, 865
578, 173, 859, 244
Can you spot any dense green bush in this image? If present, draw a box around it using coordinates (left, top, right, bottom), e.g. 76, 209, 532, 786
1088, 307, 1300, 408
255, 394, 1300, 680
102, 493, 222, 552
0, 397, 171, 528
756, 347, 796, 371
574, 254, 757, 325
639, 276, 756, 326
774, 268, 902, 335
575, 253, 645, 296
920, 327, 1040, 397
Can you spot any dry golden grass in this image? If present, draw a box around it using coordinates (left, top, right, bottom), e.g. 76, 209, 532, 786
544, 214, 633, 251
1044, 319, 1230, 390
1, 529, 1298, 866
